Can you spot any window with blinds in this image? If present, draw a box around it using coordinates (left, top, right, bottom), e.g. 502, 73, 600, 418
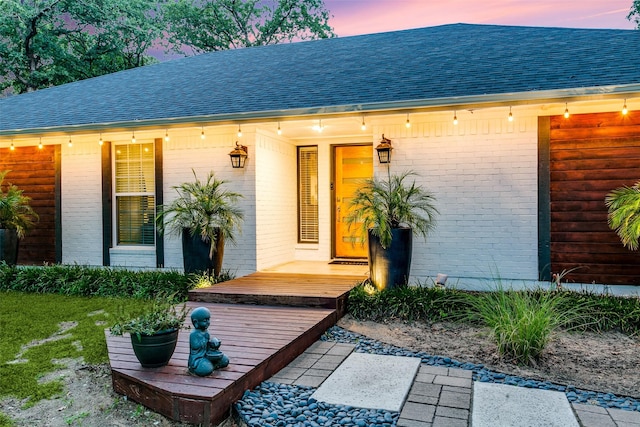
298, 146, 319, 243
114, 142, 155, 245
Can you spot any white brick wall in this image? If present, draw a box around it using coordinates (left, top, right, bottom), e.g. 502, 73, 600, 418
375, 109, 539, 285
255, 131, 297, 269
61, 140, 104, 265
162, 128, 257, 277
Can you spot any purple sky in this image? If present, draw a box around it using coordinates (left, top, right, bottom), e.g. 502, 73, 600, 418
324, 0, 636, 36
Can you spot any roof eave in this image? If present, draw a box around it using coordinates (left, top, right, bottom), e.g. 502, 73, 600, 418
3, 83, 640, 137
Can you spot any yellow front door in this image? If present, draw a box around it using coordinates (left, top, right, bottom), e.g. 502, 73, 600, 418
334, 145, 373, 258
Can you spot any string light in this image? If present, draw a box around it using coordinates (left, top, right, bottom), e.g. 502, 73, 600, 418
508, 107, 514, 122
405, 114, 411, 128
200, 127, 206, 140
622, 99, 628, 115
453, 111, 458, 125
38, 138, 43, 149
312, 119, 324, 132
564, 103, 570, 119
361, 116, 366, 131
277, 122, 282, 135
164, 129, 170, 142
237, 125, 242, 138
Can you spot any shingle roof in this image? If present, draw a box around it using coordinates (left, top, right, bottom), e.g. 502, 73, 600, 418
2, 23, 640, 133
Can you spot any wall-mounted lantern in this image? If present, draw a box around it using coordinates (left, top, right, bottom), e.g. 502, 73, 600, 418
375, 134, 393, 164
229, 142, 248, 168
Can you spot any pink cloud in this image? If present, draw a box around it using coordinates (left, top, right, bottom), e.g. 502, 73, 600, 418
324, 0, 636, 37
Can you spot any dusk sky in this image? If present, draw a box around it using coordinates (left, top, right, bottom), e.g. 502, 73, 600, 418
324, 0, 636, 36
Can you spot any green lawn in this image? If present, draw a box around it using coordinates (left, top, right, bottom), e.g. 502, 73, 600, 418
0, 291, 152, 408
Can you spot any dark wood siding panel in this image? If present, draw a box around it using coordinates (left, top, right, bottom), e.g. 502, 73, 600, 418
0, 146, 57, 264
549, 111, 640, 285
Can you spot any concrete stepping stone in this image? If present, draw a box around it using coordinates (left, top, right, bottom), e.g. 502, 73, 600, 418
311, 352, 421, 412
472, 382, 579, 427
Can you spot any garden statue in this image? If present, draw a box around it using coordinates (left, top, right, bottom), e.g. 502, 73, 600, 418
188, 306, 229, 376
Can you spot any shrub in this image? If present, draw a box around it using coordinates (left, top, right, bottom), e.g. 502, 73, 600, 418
348, 282, 465, 322
0, 264, 210, 299
555, 290, 640, 335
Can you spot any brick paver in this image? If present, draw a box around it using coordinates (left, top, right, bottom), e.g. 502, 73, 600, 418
573, 403, 640, 427
266, 341, 640, 427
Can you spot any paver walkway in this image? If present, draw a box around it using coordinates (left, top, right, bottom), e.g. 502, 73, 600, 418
264, 340, 640, 427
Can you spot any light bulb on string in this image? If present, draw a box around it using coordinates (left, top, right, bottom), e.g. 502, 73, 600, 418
453, 111, 458, 125
405, 114, 411, 128
622, 99, 628, 115
98, 133, 103, 146
237, 125, 242, 138
10, 142, 14, 151
200, 127, 206, 140
131, 131, 136, 143
277, 122, 282, 135
164, 129, 170, 142
361, 116, 366, 131
68, 138, 73, 148
38, 138, 43, 149
508, 107, 514, 122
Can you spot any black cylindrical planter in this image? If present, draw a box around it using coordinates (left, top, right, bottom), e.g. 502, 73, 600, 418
181, 230, 213, 275
368, 227, 413, 291
0, 229, 19, 265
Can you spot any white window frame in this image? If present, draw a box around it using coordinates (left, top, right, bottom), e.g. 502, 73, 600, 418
112, 140, 156, 247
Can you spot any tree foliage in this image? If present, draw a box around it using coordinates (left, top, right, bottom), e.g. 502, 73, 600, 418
0, 0, 163, 94
162, 0, 335, 54
629, 0, 640, 28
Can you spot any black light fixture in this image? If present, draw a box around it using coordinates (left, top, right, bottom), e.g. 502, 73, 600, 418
229, 141, 248, 168
375, 134, 393, 164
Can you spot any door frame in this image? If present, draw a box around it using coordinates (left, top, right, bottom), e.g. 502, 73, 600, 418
330, 143, 373, 259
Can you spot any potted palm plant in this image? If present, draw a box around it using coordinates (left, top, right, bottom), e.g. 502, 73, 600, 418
606, 180, 640, 250
0, 170, 39, 265
345, 170, 438, 291
110, 295, 188, 368
156, 170, 244, 277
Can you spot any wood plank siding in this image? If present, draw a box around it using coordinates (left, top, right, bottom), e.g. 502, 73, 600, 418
546, 111, 640, 285
0, 146, 59, 264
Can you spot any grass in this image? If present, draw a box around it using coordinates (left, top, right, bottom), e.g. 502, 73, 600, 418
0, 291, 154, 408
462, 286, 587, 364
0, 412, 14, 427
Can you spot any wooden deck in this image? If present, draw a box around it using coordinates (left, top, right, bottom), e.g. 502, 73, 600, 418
188, 272, 365, 318
107, 302, 336, 425
107, 272, 365, 425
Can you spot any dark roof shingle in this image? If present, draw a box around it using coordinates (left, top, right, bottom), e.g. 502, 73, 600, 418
1, 23, 640, 132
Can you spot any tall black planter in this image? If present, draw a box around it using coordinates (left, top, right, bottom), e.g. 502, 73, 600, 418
0, 229, 19, 265
368, 227, 413, 291
181, 229, 224, 276
182, 231, 213, 275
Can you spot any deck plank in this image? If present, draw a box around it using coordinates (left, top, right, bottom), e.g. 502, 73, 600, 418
107, 301, 336, 425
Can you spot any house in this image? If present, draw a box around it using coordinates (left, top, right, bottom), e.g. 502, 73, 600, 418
1, 23, 639, 289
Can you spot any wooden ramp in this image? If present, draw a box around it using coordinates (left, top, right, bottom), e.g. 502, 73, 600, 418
107, 302, 336, 426
188, 272, 365, 318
